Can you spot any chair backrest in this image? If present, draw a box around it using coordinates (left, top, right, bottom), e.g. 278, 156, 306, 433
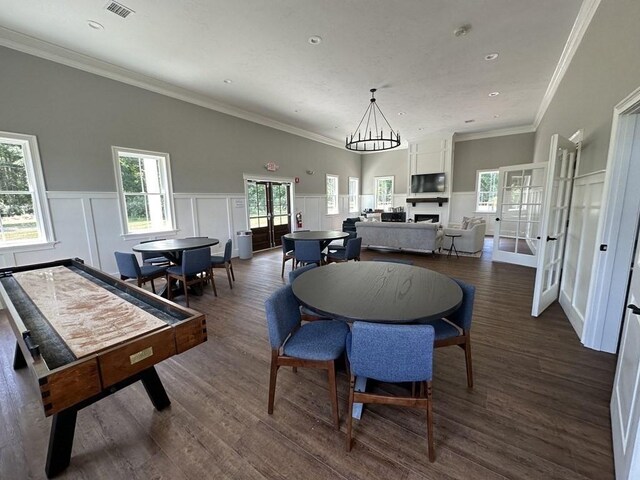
345, 236, 363, 260
114, 252, 141, 278
446, 278, 475, 331
347, 322, 435, 383
294, 240, 321, 264
264, 284, 302, 349
371, 257, 414, 265
282, 235, 295, 254
343, 231, 357, 246
140, 239, 165, 261
223, 238, 233, 262
288, 263, 316, 283
181, 247, 211, 275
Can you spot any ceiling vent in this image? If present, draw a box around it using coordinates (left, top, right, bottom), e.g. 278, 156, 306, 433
105, 1, 135, 18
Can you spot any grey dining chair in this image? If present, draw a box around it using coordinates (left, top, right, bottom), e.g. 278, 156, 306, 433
346, 321, 436, 461
327, 237, 362, 263
114, 251, 167, 294
265, 284, 349, 429
294, 240, 324, 266
281, 235, 296, 277
211, 239, 235, 289
166, 247, 217, 306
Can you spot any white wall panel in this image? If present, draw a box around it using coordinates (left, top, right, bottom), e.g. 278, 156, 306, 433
449, 192, 496, 234
195, 197, 231, 255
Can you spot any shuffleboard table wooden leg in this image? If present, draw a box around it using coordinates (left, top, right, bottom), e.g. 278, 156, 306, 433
45, 408, 77, 478
13, 341, 26, 369
140, 367, 171, 410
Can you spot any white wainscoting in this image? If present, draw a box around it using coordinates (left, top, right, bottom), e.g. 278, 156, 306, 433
293, 194, 351, 231
559, 171, 605, 339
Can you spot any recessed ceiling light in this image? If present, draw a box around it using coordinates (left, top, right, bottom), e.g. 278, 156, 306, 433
464, 119, 475, 123
398, 112, 406, 116
418, 127, 424, 131
485, 53, 499, 61
454, 24, 471, 37
223, 79, 233, 84
494, 114, 500, 118
308, 35, 322, 45
87, 20, 104, 30
488, 91, 500, 97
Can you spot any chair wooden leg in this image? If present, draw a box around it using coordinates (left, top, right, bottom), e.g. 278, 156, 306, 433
327, 360, 339, 429
346, 375, 355, 452
225, 264, 233, 289
229, 261, 235, 281
183, 276, 189, 307
150, 279, 156, 294
167, 276, 173, 301
292, 367, 297, 373
426, 381, 435, 462
463, 336, 473, 388
210, 269, 218, 297
267, 350, 279, 414
281, 257, 286, 277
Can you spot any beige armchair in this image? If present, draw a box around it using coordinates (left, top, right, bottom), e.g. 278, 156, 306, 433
442, 219, 486, 253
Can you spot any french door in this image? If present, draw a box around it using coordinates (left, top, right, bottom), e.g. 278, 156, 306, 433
246, 180, 291, 251
492, 163, 547, 267
531, 134, 577, 317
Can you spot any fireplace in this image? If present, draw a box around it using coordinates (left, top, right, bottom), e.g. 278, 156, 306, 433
414, 214, 440, 223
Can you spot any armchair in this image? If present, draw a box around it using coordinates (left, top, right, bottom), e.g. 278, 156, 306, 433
442, 218, 486, 253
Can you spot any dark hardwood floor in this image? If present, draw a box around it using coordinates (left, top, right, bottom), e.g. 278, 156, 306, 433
0, 239, 616, 479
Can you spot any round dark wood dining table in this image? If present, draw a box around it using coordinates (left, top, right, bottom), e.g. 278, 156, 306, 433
291, 261, 463, 323
283, 230, 349, 250
132, 237, 219, 298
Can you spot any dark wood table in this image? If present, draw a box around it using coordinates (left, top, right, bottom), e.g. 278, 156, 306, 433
291, 261, 462, 418
291, 261, 462, 323
0, 258, 206, 478
283, 230, 349, 251
133, 238, 219, 298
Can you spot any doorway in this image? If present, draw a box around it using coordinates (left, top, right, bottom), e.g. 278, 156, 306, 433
245, 179, 292, 251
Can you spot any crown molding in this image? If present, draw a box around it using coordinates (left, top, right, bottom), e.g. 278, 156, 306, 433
0, 26, 347, 151
454, 124, 535, 142
533, 0, 601, 128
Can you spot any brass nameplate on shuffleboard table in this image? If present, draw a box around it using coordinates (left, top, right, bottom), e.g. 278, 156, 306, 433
130, 347, 154, 365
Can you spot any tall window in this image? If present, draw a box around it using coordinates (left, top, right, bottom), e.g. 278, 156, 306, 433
476, 169, 499, 212
375, 176, 394, 210
113, 147, 175, 235
348, 177, 359, 213
0, 132, 52, 247
326, 174, 339, 215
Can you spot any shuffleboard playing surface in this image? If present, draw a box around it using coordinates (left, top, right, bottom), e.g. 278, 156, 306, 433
13, 266, 167, 359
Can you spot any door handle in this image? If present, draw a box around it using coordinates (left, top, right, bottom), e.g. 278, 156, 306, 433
628, 304, 640, 315
546, 236, 557, 241
496, 218, 500, 221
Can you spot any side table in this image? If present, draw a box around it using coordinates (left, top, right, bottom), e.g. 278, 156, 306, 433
446, 233, 462, 258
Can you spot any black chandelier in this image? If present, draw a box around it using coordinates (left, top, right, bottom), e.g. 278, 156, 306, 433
346, 88, 401, 152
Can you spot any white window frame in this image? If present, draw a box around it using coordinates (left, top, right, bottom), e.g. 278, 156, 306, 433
348, 177, 359, 213
0, 131, 55, 252
326, 174, 339, 215
475, 169, 499, 213
112, 146, 177, 239
375, 176, 394, 210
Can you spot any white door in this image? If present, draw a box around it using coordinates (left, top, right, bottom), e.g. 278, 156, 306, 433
492, 163, 547, 267
531, 135, 577, 316
611, 228, 640, 479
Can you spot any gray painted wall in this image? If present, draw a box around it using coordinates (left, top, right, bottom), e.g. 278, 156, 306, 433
0, 47, 361, 194
453, 132, 535, 191
534, 0, 640, 175
361, 148, 408, 194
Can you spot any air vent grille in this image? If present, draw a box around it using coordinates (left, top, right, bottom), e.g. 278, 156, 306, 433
105, 1, 135, 18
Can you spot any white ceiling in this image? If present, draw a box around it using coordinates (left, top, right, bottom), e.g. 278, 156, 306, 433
0, 0, 585, 147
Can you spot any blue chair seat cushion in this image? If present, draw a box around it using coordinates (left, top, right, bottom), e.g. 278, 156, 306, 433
421, 318, 461, 340
328, 250, 347, 260
166, 265, 203, 276
283, 320, 349, 361
140, 265, 167, 277
144, 256, 168, 264
210, 255, 225, 265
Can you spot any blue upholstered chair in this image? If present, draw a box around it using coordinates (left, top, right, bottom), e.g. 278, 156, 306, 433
211, 239, 235, 289
371, 257, 414, 265
327, 237, 362, 263
418, 278, 475, 388
281, 235, 296, 277
288, 264, 331, 322
140, 239, 170, 266
328, 231, 356, 255
294, 240, 323, 266
346, 322, 436, 461
166, 247, 217, 306
114, 252, 167, 294
265, 285, 349, 429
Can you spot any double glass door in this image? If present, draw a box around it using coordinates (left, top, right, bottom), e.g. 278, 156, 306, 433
247, 180, 291, 251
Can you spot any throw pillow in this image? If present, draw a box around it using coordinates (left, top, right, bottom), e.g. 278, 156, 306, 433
461, 216, 471, 229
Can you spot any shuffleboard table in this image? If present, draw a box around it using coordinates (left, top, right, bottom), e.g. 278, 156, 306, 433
0, 258, 207, 478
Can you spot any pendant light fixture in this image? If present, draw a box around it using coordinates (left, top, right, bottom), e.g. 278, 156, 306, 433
346, 88, 400, 152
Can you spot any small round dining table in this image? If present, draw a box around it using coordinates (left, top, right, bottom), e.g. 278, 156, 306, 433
283, 230, 349, 251
291, 261, 462, 323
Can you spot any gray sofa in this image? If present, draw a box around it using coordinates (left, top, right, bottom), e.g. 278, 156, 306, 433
355, 221, 443, 253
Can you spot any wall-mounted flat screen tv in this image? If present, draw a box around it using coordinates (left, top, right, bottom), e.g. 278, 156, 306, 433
411, 173, 445, 193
